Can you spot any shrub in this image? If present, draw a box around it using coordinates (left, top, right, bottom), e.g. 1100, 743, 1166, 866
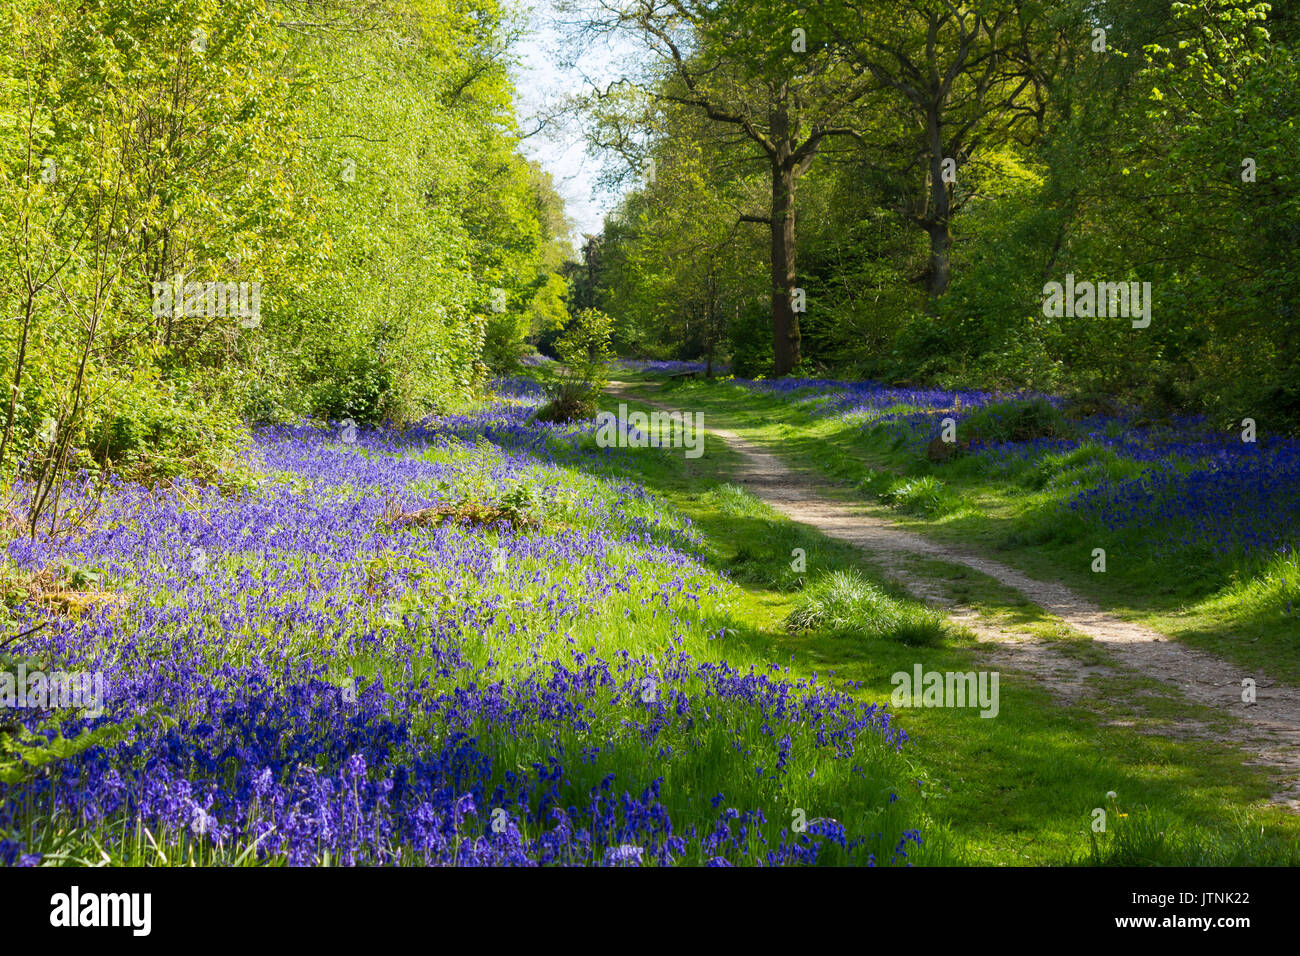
83, 376, 252, 487
535, 380, 600, 424
309, 351, 393, 426
536, 308, 612, 424
727, 305, 774, 380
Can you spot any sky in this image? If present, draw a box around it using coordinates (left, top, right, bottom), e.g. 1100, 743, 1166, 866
509, 0, 639, 243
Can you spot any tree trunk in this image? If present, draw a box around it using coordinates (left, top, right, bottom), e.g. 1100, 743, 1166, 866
705, 272, 715, 378
770, 160, 800, 376
926, 110, 952, 297
926, 219, 951, 297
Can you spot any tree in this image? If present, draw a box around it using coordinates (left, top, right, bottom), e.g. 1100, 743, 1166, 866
574, 0, 875, 374
596, 102, 763, 372
0, 0, 570, 494
818, 0, 1047, 296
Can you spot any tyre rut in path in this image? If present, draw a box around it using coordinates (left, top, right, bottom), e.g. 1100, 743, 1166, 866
608, 382, 1300, 809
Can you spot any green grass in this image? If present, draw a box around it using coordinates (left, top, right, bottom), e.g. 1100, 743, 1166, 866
878, 475, 963, 517
618, 376, 1300, 684
787, 569, 947, 646
7, 426, 948, 867
576, 382, 1300, 866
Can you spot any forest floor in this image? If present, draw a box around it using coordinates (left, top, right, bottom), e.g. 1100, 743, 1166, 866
9, 371, 1300, 866
607, 379, 1300, 813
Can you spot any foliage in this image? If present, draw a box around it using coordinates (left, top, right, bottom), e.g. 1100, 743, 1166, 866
384, 479, 544, 532
536, 308, 613, 423
0, 0, 571, 507
879, 475, 961, 517
958, 399, 1076, 446
587, 0, 1300, 429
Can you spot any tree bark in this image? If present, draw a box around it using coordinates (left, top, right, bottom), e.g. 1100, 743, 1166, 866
925, 111, 953, 298
705, 271, 715, 378
770, 159, 800, 376
926, 219, 951, 297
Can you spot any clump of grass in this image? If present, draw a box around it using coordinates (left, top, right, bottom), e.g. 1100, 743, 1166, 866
959, 398, 1075, 445
1208, 550, 1300, 619
1081, 803, 1300, 866
880, 475, 959, 516
700, 482, 769, 517
786, 569, 946, 646
1025, 444, 1143, 492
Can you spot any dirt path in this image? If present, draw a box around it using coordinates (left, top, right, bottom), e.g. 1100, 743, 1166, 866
609, 382, 1300, 810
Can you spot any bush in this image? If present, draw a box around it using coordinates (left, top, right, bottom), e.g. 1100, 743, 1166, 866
727, 305, 774, 379
535, 380, 600, 424
535, 308, 611, 424
82, 375, 252, 487
309, 351, 393, 426
880, 312, 959, 384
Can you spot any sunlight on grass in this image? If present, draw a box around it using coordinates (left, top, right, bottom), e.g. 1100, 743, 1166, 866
787, 569, 947, 647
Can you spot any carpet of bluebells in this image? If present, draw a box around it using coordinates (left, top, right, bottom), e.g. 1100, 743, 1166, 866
0, 385, 920, 867
614, 359, 732, 376
737, 378, 1299, 559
